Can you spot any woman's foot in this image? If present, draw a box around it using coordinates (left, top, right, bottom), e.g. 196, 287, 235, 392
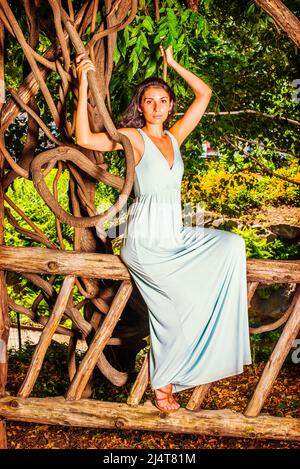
154, 384, 180, 413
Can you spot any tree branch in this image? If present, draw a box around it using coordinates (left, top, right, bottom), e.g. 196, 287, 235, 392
255, 0, 300, 48
223, 135, 300, 187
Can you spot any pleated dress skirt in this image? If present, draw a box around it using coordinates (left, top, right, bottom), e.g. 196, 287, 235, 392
120, 128, 252, 393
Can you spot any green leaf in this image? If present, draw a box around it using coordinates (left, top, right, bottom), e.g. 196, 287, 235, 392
154, 32, 168, 44
127, 36, 138, 47
129, 49, 139, 77
142, 16, 154, 33
197, 15, 205, 30
124, 27, 129, 47
118, 34, 127, 59
144, 60, 157, 78
113, 46, 121, 65
140, 31, 149, 49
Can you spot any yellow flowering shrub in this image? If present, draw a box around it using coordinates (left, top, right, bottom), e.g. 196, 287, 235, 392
181, 159, 300, 215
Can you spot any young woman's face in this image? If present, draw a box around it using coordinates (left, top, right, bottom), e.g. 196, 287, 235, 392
139, 86, 172, 125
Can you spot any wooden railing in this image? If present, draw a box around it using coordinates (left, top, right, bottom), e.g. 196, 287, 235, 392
0, 246, 299, 445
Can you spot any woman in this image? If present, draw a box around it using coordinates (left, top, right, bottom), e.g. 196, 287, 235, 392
75, 46, 252, 413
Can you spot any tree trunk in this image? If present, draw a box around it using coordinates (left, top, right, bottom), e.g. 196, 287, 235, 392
255, 0, 300, 47
186, 0, 199, 11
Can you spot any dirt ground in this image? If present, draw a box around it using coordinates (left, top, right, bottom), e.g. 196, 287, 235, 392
240, 205, 300, 226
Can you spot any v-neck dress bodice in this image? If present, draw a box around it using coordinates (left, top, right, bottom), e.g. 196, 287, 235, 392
120, 127, 252, 393
133, 128, 183, 197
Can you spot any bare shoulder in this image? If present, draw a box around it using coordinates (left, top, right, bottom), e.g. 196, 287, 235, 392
118, 127, 141, 144
166, 124, 182, 148
117, 127, 144, 162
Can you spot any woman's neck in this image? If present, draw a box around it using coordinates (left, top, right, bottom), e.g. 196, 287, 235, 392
142, 123, 165, 138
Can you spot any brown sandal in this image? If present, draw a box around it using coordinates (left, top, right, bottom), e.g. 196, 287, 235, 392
154, 388, 180, 414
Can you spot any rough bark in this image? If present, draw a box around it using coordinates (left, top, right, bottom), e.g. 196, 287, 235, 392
255, 0, 300, 48
0, 18, 9, 401
0, 246, 299, 282
0, 0, 144, 380
0, 396, 299, 441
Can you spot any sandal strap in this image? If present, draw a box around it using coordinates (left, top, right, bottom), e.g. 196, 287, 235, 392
154, 388, 171, 397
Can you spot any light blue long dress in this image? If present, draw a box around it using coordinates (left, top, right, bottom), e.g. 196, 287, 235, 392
120, 128, 252, 393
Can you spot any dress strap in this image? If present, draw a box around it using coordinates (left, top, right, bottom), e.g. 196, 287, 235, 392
137, 127, 145, 140
135, 128, 147, 168
164, 129, 179, 152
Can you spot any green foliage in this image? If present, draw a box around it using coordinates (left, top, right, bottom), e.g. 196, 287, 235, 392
249, 328, 282, 365
111, 0, 212, 108
107, 0, 300, 206
9, 341, 73, 396
181, 158, 300, 216
5, 170, 73, 249
230, 226, 299, 261
231, 226, 277, 259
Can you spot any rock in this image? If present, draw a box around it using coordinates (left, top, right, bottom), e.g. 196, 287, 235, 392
249, 284, 296, 322
264, 231, 277, 243
190, 210, 300, 244
250, 224, 277, 242
211, 218, 239, 229
269, 223, 300, 240
192, 210, 220, 227
251, 224, 269, 234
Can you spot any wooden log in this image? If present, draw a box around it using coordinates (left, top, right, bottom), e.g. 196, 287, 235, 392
96, 352, 129, 387
0, 396, 299, 441
246, 258, 300, 283
186, 383, 213, 412
9, 297, 141, 387
67, 303, 130, 387
127, 352, 149, 407
0, 417, 7, 449
0, 246, 130, 280
8, 297, 147, 346
67, 334, 77, 381
0, 246, 299, 283
0, 18, 9, 401
66, 280, 133, 400
245, 285, 300, 417
247, 281, 259, 308
0, 272, 9, 398
18, 276, 75, 398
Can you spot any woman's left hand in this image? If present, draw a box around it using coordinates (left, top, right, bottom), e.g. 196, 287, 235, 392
159, 45, 175, 66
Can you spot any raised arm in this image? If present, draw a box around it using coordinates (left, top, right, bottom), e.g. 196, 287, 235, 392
74, 53, 134, 152
160, 46, 212, 146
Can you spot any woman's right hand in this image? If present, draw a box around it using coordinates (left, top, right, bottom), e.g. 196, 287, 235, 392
159, 45, 175, 66
75, 53, 96, 84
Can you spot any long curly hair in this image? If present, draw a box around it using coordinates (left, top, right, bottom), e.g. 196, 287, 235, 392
118, 77, 176, 129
